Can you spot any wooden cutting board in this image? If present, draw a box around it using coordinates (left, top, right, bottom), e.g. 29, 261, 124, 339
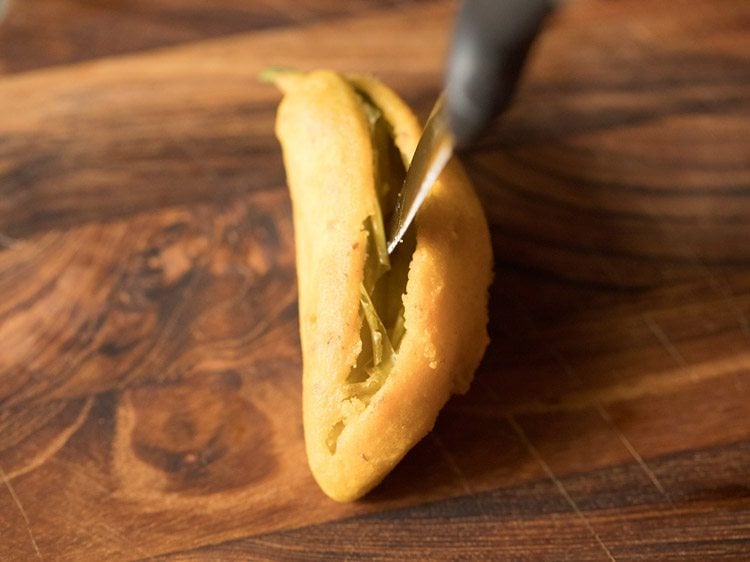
1, 0, 748, 559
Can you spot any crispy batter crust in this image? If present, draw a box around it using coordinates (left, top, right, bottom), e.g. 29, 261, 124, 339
273, 70, 492, 501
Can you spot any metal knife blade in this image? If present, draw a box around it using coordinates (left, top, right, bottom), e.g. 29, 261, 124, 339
385, 0, 555, 255
386, 95, 455, 255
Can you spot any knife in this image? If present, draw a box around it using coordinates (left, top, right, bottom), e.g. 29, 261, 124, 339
387, 0, 556, 255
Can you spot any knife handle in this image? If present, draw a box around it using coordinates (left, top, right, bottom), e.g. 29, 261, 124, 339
444, 0, 556, 147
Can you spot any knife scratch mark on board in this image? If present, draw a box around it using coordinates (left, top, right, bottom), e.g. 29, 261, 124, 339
0, 231, 19, 248
684, 245, 750, 391
430, 432, 489, 518
506, 415, 617, 562
643, 314, 689, 369
594, 403, 672, 504
5, 397, 94, 483
662, 214, 750, 341
502, 289, 637, 514
0, 464, 43, 560
547, 344, 672, 503
595, 252, 686, 371
544, 343, 669, 502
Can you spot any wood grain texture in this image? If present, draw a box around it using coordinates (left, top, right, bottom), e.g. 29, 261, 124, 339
1, 0, 749, 560
0, 0, 432, 75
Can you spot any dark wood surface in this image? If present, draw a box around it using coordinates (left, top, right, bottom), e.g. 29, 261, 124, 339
1, 0, 749, 559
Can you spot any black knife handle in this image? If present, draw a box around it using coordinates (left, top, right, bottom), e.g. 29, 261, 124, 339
445, 0, 556, 147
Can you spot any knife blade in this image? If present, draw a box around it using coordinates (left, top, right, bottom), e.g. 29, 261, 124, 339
386, 0, 555, 255
386, 95, 454, 255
